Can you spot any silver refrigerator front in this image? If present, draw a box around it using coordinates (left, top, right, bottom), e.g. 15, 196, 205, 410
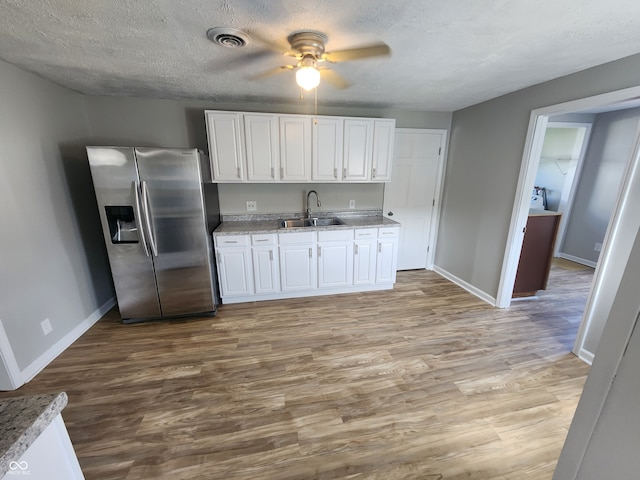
87, 146, 217, 321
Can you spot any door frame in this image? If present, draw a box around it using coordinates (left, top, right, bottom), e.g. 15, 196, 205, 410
384, 128, 448, 270
496, 85, 640, 360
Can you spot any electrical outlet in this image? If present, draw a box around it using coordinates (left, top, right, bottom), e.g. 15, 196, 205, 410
41, 318, 52, 336
594, 242, 602, 252
246, 201, 257, 211
349, 199, 356, 209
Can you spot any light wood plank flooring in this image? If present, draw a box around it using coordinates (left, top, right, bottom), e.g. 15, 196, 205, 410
1, 263, 594, 479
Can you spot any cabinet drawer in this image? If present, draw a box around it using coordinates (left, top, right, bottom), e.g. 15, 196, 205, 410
214, 234, 250, 247
378, 227, 399, 238
279, 231, 316, 245
354, 228, 377, 239
318, 229, 354, 242
252, 233, 277, 245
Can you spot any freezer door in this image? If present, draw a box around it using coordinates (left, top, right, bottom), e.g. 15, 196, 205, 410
135, 148, 215, 316
86, 147, 161, 319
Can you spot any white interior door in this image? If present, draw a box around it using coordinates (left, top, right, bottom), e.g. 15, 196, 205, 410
383, 129, 446, 270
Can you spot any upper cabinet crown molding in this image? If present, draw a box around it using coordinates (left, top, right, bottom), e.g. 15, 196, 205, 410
204, 110, 395, 184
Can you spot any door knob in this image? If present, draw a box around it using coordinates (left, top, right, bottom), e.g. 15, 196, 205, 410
387, 211, 394, 216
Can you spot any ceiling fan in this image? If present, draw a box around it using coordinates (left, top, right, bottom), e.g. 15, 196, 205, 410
248, 30, 391, 91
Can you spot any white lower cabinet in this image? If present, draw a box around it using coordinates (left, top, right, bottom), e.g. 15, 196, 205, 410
318, 230, 354, 288
251, 234, 280, 294
279, 231, 317, 291
376, 227, 400, 283
214, 225, 398, 303
354, 229, 377, 285
215, 235, 254, 297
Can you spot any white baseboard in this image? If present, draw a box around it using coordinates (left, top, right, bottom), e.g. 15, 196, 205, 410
0, 319, 23, 390
432, 265, 496, 306
558, 252, 598, 269
578, 347, 595, 365
21, 296, 116, 384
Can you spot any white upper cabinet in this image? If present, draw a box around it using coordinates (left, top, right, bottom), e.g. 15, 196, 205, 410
279, 115, 312, 182
205, 111, 244, 182
372, 119, 396, 182
205, 110, 394, 183
343, 118, 373, 182
244, 113, 279, 182
312, 116, 343, 182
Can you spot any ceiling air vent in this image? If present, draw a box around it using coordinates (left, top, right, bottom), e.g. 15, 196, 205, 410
206, 27, 250, 48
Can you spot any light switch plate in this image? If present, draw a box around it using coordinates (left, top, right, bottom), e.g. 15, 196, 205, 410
349, 200, 356, 209
246, 201, 257, 211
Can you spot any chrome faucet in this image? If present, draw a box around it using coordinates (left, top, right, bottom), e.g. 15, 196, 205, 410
306, 190, 321, 218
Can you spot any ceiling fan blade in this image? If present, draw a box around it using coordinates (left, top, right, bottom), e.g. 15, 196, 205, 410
323, 42, 391, 63
214, 49, 275, 71
320, 69, 350, 89
249, 65, 295, 81
248, 31, 291, 55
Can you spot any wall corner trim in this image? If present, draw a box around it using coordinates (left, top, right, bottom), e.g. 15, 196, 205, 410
0, 320, 23, 390
578, 347, 595, 365
432, 265, 497, 307
21, 296, 116, 384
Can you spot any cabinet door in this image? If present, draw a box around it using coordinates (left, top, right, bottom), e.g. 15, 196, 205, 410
217, 248, 254, 297
354, 240, 377, 285
312, 116, 343, 182
376, 238, 399, 283
252, 246, 280, 294
318, 241, 353, 288
280, 115, 312, 181
205, 111, 244, 182
371, 119, 396, 182
280, 244, 317, 291
244, 113, 279, 181
343, 118, 373, 181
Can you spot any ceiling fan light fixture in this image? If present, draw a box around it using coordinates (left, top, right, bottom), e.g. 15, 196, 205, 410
296, 65, 320, 91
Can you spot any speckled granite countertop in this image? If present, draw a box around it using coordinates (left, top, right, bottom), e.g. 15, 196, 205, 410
214, 210, 400, 236
0, 392, 68, 476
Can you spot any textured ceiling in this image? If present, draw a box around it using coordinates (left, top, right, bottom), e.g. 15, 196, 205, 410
1, 0, 640, 111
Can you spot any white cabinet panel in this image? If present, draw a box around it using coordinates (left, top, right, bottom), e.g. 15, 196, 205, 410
343, 119, 373, 181
376, 237, 399, 283
252, 246, 280, 294
244, 114, 279, 181
205, 112, 244, 182
354, 239, 377, 285
312, 116, 343, 182
280, 115, 312, 181
280, 244, 317, 291
217, 247, 253, 297
318, 241, 353, 288
372, 119, 396, 182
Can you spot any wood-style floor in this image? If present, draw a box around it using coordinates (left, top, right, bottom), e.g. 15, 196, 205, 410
2, 262, 594, 479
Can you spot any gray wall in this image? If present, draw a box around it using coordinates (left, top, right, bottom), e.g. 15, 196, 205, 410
561, 108, 640, 263
435, 53, 640, 299
84, 95, 451, 214
0, 59, 113, 372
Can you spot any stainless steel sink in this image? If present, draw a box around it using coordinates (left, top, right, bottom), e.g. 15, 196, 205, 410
278, 217, 344, 229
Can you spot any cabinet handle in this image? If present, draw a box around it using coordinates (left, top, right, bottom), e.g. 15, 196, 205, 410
223, 240, 238, 244
271, 167, 274, 178
255, 239, 269, 242
318, 245, 322, 257
269, 250, 273, 261
343, 167, 346, 179
378, 243, 382, 253
372, 167, 377, 178
280, 167, 284, 178
236, 167, 241, 178
334, 167, 337, 178
355, 244, 359, 255
309, 247, 312, 258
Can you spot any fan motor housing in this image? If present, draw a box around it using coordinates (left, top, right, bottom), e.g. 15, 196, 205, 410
288, 31, 327, 57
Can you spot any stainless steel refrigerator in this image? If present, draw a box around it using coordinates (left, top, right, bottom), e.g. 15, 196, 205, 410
87, 146, 220, 322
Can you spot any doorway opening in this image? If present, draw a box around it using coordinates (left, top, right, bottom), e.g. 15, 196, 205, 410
496, 86, 640, 364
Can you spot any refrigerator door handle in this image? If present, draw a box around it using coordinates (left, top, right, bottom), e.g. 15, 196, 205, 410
133, 181, 150, 257
141, 180, 159, 257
